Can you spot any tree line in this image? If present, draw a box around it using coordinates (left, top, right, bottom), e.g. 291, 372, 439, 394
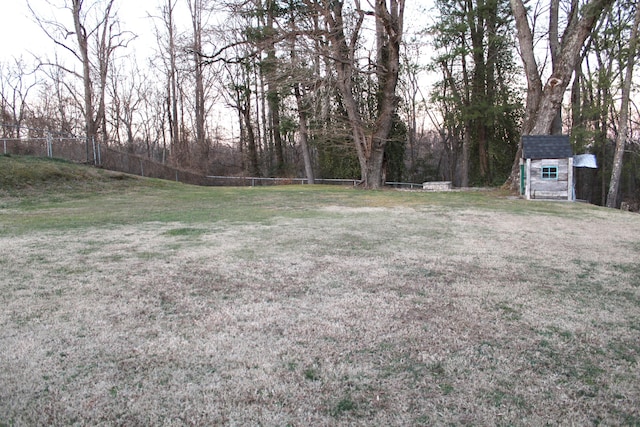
1, 0, 639, 205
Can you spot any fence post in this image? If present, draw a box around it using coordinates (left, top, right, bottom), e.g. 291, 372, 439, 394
46, 131, 53, 158
97, 142, 102, 166
92, 137, 97, 165
3, 139, 6, 154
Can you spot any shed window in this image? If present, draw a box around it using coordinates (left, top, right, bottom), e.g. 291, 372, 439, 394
541, 165, 558, 180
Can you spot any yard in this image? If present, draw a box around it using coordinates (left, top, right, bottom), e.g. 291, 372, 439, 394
1, 157, 639, 425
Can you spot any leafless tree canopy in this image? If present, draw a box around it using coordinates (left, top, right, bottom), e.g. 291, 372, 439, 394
2, 0, 640, 205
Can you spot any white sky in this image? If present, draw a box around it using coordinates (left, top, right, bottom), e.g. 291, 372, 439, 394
0, 1, 435, 65
0, 1, 44, 60
0, 1, 164, 62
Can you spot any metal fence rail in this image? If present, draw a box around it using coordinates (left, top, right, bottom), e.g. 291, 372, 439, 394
206, 176, 424, 189
385, 181, 425, 190
206, 176, 364, 187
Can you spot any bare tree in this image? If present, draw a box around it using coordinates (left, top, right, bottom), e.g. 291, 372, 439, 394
398, 39, 427, 183
0, 58, 39, 138
36, 57, 83, 135
29, 0, 133, 161
150, 0, 187, 165
505, 0, 614, 188
217, 48, 261, 176
187, 0, 209, 172
313, 0, 406, 189
107, 60, 146, 149
606, 1, 640, 208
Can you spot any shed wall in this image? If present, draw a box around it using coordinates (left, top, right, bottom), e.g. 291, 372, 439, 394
529, 158, 571, 199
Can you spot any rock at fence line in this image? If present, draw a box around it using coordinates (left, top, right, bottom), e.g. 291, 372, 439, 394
619, 201, 639, 212
422, 181, 452, 191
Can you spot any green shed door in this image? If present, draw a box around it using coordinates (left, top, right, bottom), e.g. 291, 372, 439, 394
520, 163, 525, 195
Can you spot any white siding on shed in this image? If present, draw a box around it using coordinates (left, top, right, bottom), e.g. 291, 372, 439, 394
526, 158, 573, 200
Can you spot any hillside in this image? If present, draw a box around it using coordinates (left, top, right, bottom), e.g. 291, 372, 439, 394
0, 155, 153, 197
0, 154, 140, 189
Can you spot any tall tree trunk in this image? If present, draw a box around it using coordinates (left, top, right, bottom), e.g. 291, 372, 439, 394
189, 0, 208, 172
461, 130, 471, 187
242, 98, 260, 177
163, 0, 182, 166
288, 8, 315, 184
295, 85, 315, 184
468, 0, 490, 182
440, 58, 469, 187
72, 0, 96, 161
96, 1, 115, 144
257, 61, 268, 171
484, 0, 499, 183
235, 90, 246, 172
549, 0, 563, 134
606, 2, 640, 208
267, 89, 284, 173
265, 0, 285, 175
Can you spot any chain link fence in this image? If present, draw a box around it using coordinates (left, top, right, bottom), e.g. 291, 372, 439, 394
1, 132, 213, 186
2, 127, 423, 189
2, 135, 88, 162
99, 145, 212, 185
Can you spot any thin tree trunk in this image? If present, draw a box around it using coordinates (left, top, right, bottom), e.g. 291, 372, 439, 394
189, 0, 208, 172
295, 85, 315, 184
440, 59, 469, 187
468, 0, 490, 182
72, 0, 95, 161
549, 0, 563, 134
243, 102, 260, 177
256, 61, 268, 171
265, 0, 285, 175
461, 131, 470, 187
164, 0, 181, 165
606, 2, 640, 208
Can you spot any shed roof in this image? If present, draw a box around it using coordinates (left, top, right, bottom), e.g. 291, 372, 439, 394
522, 135, 573, 159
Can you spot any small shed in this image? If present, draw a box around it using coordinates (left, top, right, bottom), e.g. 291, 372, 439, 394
520, 135, 573, 200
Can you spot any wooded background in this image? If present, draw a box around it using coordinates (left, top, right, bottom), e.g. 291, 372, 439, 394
1, 0, 639, 206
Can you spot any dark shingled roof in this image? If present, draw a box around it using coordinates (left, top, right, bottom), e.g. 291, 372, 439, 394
522, 135, 573, 159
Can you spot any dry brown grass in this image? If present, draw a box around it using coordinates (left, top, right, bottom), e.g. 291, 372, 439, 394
1, 183, 640, 425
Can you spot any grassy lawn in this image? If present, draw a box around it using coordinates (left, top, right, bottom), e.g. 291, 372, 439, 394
1, 156, 639, 425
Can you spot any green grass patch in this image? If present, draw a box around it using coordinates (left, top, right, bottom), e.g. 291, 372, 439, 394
0, 156, 610, 232
163, 227, 208, 237
613, 262, 640, 284
331, 396, 357, 417
303, 367, 321, 381
496, 302, 523, 321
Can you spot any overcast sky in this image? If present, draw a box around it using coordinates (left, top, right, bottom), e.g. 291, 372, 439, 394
0, 1, 435, 65
0, 1, 160, 62
0, 1, 45, 60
